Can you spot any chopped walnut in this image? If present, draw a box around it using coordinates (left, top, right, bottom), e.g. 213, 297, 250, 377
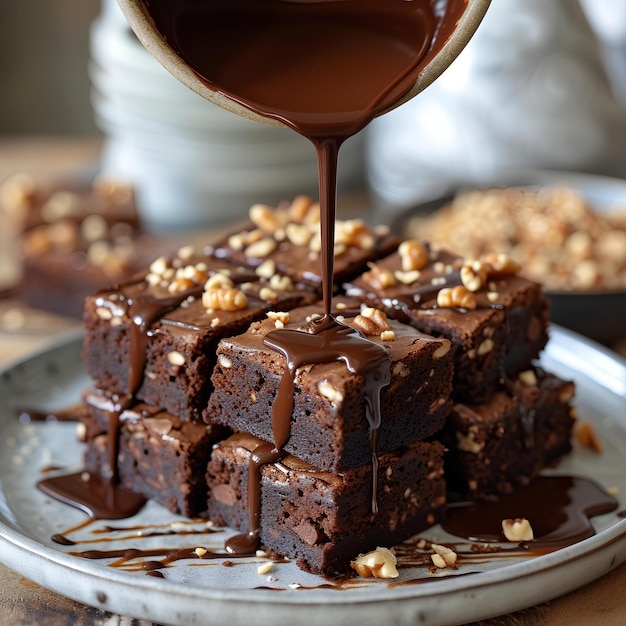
352, 306, 391, 336
430, 543, 458, 568
574, 421, 603, 453
202, 287, 248, 311
350, 547, 399, 579
502, 518, 534, 542
362, 263, 396, 290
398, 240, 429, 272
436, 285, 477, 310
460, 260, 488, 292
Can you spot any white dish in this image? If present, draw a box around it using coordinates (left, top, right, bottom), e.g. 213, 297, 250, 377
0, 327, 625, 626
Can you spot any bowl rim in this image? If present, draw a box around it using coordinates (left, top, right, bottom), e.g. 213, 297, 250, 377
116, 0, 492, 128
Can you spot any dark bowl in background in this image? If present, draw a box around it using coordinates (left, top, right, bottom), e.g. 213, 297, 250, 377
390, 171, 626, 347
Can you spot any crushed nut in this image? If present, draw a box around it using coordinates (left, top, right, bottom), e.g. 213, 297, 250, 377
380, 330, 395, 341
351, 547, 399, 579
202, 287, 248, 311
167, 351, 185, 366
255, 259, 276, 280
352, 306, 391, 336
250, 203, 285, 234
194, 547, 208, 557
362, 263, 396, 290
168, 277, 196, 294
150, 256, 169, 276
502, 518, 534, 542
318, 380, 344, 403
244, 237, 277, 258
430, 544, 457, 568
398, 240, 429, 272
269, 274, 293, 292
574, 421, 603, 453
394, 269, 421, 285
436, 285, 477, 310
257, 561, 274, 575
204, 273, 234, 290
285, 222, 313, 247
433, 343, 451, 359
259, 286, 279, 303
476, 338, 494, 356
460, 260, 487, 292
518, 370, 538, 387
267, 311, 290, 326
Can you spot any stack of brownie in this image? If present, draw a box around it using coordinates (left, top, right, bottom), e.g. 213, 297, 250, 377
78, 196, 576, 576
344, 242, 575, 499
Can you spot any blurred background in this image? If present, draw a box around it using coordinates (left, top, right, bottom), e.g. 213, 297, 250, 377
2, 0, 626, 224
0, 0, 625, 346
0, 1, 100, 136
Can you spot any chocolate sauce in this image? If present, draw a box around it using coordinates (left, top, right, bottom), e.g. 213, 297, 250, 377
442, 476, 619, 549
17, 405, 82, 423
38, 472, 146, 520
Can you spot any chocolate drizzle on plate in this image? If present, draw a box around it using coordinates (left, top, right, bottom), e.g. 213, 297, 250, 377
442, 475, 619, 548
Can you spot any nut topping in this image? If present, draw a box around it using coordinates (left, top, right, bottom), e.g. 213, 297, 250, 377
350, 547, 399, 579
202, 287, 248, 311
436, 285, 477, 310
502, 518, 534, 542
398, 240, 429, 272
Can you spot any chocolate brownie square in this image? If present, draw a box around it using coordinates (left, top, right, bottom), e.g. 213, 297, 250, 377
207, 433, 446, 576
204, 298, 453, 470
81, 388, 229, 517
83, 247, 317, 421
345, 241, 550, 403
209, 196, 399, 289
438, 368, 576, 499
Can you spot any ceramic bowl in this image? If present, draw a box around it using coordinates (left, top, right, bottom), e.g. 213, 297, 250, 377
391, 171, 626, 346
116, 0, 492, 127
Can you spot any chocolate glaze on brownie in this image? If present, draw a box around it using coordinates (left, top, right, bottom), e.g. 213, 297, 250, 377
83, 248, 317, 420
205, 299, 453, 471
345, 243, 550, 402
82, 389, 228, 517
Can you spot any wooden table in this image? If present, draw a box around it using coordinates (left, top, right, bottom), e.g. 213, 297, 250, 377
0, 136, 625, 626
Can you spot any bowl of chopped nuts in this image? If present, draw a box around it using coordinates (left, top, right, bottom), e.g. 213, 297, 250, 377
394, 171, 626, 346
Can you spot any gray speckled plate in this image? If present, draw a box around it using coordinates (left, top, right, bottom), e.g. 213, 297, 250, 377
0, 326, 625, 626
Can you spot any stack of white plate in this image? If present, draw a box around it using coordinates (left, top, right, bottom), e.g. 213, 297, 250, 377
89, 0, 364, 231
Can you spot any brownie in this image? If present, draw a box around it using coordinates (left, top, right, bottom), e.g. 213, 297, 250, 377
1, 173, 139, 233
207, 433, 446, 576
438, 368, 576, 499
81, 388, 229, 517
83, 248, 317, 421
345, 241, 550, 403
209, 196, 400, 289
0, 174, 158, 318
204, 298, 454, 470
